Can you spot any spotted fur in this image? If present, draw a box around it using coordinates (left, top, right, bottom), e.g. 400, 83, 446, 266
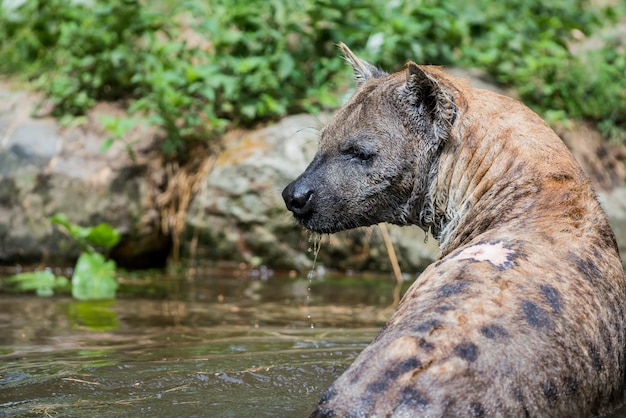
282, 43, 626, 417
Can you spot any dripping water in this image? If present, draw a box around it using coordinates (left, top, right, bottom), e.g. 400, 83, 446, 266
306, 233, 323, 329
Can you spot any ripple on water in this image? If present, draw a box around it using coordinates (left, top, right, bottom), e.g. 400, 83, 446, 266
0, 272, 392, 417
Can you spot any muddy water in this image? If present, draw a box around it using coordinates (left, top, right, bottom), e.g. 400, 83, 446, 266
2, 270, 626, 418
0, 271, 402, 417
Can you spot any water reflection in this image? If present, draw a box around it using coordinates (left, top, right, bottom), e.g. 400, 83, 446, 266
0, 271, 395, 417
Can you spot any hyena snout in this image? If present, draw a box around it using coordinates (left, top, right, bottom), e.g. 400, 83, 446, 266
282, 177, 315, 218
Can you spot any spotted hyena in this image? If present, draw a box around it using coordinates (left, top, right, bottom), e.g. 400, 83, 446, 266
282, 43, 626, 417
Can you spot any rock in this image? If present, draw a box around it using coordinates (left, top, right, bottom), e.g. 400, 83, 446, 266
0, 80, 167, 268
598, 188, 626, 259
556, 120, 626, 190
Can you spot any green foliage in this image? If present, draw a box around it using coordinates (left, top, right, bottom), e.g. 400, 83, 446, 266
3, 214, 120, 299
99, 115, 143, 161
308, 0, 466, 66
4, 270, 69, 296
0, 0, 624, 153
72, 253, 118, 300
127, 40, 230, 156
0, 0, 164, 114
515, 44, 626, 142
453, 0, 626, 142
62, 300, 120, 331
49, 213, 120, 252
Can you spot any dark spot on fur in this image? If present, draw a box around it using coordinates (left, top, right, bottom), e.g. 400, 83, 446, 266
548, 173, 573, 182
592, 247, 602, 261
366, 357, 421, 394
510, 386, 532, 416
414, 319, 443, 333
600, 322, 613, 355
563, 376, 579, 394
454, 342, 479, 362
367, 379, 388, 394
589, 343, 604, 372
595, 220, 619, 254
543, 381, 559, 405
496, 261, 516, 271
347, 361, 370, 386
510, 386, 524, 402
480, 324, 509, 340
437, 280, 470, 298
571, 254, 601, 282
539, 285, 562, 313
435, 305, 455, 313
521, 300, 552, 330
392, 358, 421, 378
418, 337, 435, 352
469, 402, 485, 418
398, 387, 429, 408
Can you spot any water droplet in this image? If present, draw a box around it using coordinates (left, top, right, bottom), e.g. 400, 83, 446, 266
305, 233, 324, 330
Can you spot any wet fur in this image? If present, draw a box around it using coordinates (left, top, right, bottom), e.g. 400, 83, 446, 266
283, 44, 626, 417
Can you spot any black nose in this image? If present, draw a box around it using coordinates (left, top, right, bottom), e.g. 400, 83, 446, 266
282, 180, 314, 217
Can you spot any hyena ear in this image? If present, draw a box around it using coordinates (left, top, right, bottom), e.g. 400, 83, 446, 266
405, 62, 456, 140
338, 42, 387, 86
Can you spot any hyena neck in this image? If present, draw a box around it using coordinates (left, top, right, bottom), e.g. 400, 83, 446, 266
407, 141, 448, 239
430, 125, 514, 254
422, 96, 584, 257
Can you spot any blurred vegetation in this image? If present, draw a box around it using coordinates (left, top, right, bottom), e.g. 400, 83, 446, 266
5, 214, 120, 299
0, 0, 625, 158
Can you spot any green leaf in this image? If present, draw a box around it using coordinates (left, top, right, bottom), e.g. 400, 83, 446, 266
50, 213, 120, 249
100, 137, 115, 152
85, 223, 121, 248
277, 53, 294, 80
4, 270, 58, 295
49, 212, 72, 231
72, 253, 118, 300
240, 104, 256, 120
36, 286, 55, 297
50, 213, 91, 243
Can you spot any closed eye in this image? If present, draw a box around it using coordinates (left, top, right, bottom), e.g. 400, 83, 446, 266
345, 146, 375, 165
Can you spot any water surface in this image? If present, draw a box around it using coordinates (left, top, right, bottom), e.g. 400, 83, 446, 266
0, 270, 399, 417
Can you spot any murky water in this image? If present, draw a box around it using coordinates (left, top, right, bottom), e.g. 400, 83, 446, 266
2, 269, 626, 417
0, 270, 403, 417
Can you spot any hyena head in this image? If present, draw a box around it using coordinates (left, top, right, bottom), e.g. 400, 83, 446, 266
283, 43, 459, 234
